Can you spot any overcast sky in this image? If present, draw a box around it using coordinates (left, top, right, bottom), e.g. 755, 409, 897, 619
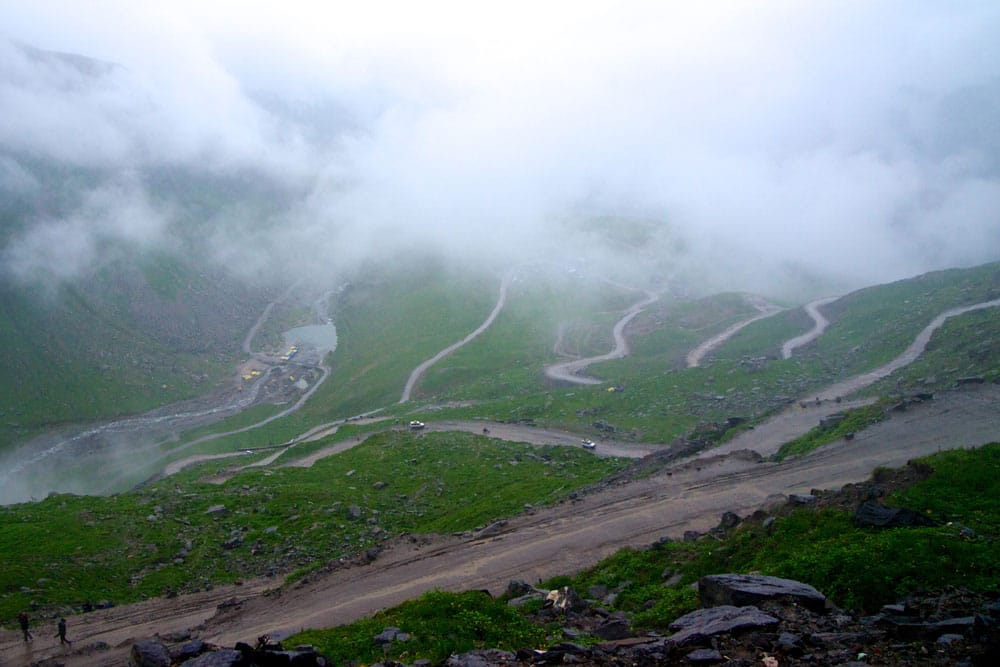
2, 1, 999, 295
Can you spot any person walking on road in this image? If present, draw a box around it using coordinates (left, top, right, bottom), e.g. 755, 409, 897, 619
17, 611, 32, 642
56, 617, 71, 645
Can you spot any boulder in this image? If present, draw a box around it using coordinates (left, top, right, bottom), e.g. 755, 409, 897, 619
594, 618, 631, 640
373, 626, 403, 645
819, 414, 846, 429
246, 648, 324, 666
699, 574, 827, 612
447, 649, 517, 667
180, 649, 244, 666
588, 584, 609, 599
717, 512, 741, 531
686, 648, 724, 664
853, 501, 938, 528
221, 535, 243, 550
130, 640, 171, 667
174, 639, 208, 661
877, 615, 975, 641
776, 631, 804, 653
506, 580, 537, 597
668, 605, 779, 645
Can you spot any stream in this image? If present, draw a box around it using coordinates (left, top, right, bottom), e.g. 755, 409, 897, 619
0, 288, 338, 505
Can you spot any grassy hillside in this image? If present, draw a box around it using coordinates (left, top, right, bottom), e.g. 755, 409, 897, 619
154, 260, 1000, 467
289, 443, 1000, 662
0, 431, 626, 620
463, 261, 1000, 442
0, 154, 296, 449
2, 257, 1000, 660
0, 262, 264, 446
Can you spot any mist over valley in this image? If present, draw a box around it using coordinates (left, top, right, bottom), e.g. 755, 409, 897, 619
1, 4, 1000, 665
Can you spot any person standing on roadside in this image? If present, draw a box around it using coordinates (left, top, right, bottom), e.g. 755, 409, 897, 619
17, 611, 32, 642
56, 617, 71, 645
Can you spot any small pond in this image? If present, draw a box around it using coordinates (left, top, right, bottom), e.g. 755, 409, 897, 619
284, 323, 338, 354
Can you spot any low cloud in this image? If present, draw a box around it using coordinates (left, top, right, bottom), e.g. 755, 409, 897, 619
2, 174, 172, 284
1, 1, 999, 296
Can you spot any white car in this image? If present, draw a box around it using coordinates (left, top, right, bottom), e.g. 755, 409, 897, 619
581, 439, 596, 450
409, 420, 425, 431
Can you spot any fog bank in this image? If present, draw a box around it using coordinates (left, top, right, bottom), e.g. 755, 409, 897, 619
2, 1, 999, 296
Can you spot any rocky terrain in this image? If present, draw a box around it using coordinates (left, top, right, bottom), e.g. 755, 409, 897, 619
49, 581, 1000, 666
29, 462, 1000, 666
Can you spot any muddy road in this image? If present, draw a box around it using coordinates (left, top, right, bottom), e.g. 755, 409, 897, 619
544, 288, 660, 385
685, 295, 784, 368
400, 272, 514, 403
4, 383, 997, 667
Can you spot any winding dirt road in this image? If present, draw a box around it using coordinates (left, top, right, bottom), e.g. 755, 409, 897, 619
400, 272, 514, 403
781, 296, 838, 359
544, 289, 660, 385
6, 383, 997, 667
5, 300, 1000, 667
685, 295, 784, 368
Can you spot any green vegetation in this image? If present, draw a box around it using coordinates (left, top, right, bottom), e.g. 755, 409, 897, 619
570, 443, 1000, 627
0, 277, 240, 446
417, 272, 636, 400
694, 444, 990, 614
866, 305, 1000, 395
804, 262, 1000, 371
0, 431, 626, 621
0, 161, 297, 451
3, 246, 1000, 659
291, 590, 546, 664
286, 443, 1000, 655
565, 544, 702, 628
774, 402, 887, 461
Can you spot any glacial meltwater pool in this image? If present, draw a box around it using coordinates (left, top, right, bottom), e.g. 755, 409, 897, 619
283, 323, 338, 354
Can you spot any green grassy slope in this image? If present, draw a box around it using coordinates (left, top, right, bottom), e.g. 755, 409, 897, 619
287, 443, 1000, 661
0, 158, 289, 448
0, 264, 262, 446
0, 430, 626, 620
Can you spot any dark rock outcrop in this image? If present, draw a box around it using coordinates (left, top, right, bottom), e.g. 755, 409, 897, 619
668, 605, 780, 645
698, 574, 827, 612
593, 617, 631, 640
853, 500, 938, 528
130, 640, 171, 667
180, 649, 244, 666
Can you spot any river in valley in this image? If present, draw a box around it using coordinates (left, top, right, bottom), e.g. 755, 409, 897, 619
0, 299, 338, 505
